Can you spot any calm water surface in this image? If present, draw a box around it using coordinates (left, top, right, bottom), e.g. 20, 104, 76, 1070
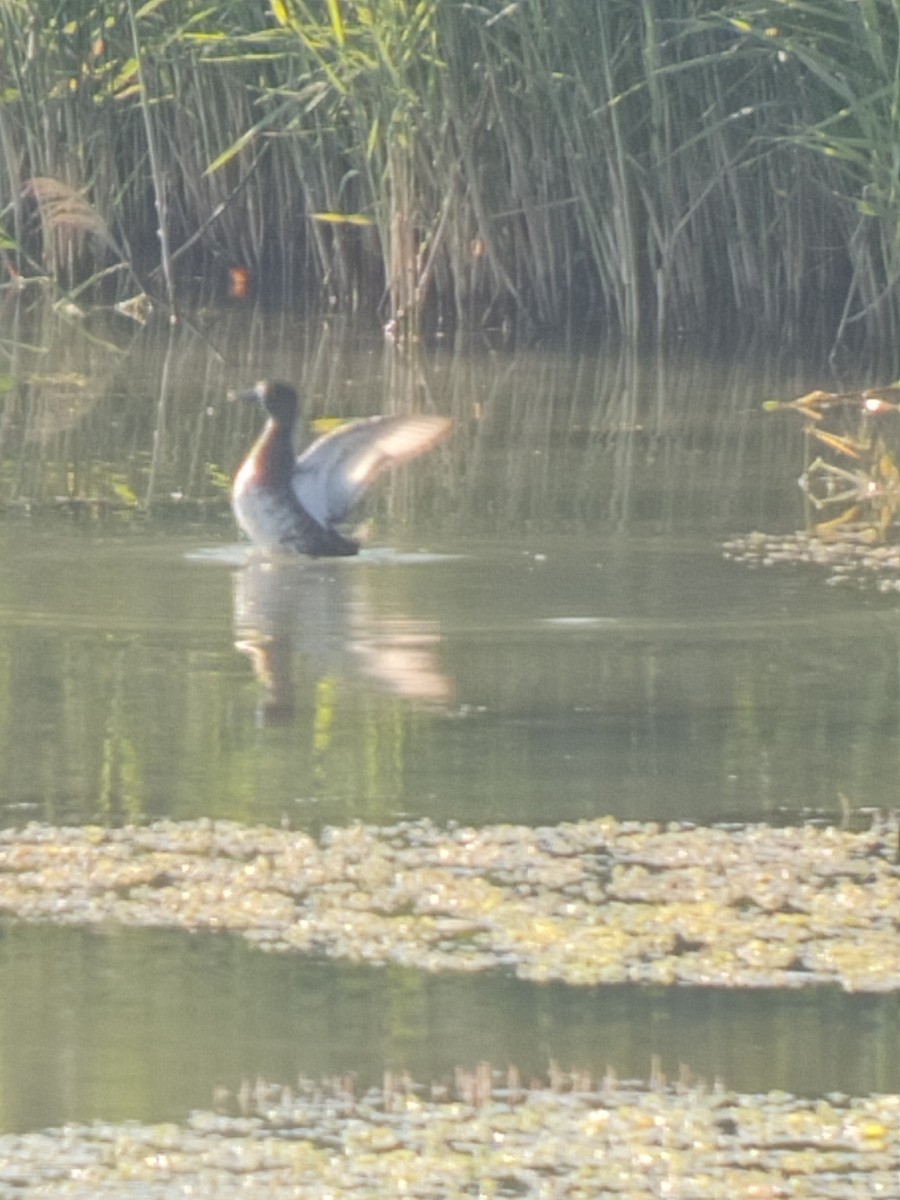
0, 304, 898, 1131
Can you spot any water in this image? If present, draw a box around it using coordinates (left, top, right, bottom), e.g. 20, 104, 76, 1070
1, 927, 897, 1133
0, 303, 898, 1131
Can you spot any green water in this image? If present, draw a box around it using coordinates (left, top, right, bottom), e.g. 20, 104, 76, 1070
0, 303, 898, 1130
1, 926, 897, 1134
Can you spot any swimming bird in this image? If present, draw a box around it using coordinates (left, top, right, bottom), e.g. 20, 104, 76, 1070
232, 380, 451, 555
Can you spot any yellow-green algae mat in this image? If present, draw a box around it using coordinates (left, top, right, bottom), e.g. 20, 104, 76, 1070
0, 1071, 898, 1198
0, 813, 897, 991
1, 816, 899, 1197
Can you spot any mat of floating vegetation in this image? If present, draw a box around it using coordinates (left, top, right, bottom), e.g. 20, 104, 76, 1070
1, 815, 898, 992
724, 528, 900, 589
0, 1071, 897, 1199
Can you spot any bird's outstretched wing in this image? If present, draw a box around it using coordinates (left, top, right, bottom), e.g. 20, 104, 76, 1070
292, 414, 451, 527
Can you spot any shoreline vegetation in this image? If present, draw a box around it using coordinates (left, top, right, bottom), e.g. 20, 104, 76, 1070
3, 2, 900, 343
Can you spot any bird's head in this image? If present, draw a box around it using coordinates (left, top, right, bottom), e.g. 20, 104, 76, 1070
238, 380, 298, 425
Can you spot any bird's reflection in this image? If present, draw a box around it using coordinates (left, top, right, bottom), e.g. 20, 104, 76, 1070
233, 556, 451, 724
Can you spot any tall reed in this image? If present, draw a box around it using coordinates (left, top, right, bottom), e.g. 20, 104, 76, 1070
2, 1, 900, 344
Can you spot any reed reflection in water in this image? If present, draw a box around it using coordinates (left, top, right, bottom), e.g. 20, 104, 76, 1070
0, 295, 814, 539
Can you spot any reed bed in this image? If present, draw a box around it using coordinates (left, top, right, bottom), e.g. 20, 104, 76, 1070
2, 1, 900, 343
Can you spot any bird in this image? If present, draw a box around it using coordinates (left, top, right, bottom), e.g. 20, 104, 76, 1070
232, 380, 451, 555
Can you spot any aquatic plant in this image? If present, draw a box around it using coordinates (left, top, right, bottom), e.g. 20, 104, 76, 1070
2, 814, 899, 991
2, 1070, 898, 1197
761, 381, 900, 542
3, 1, 900, 342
